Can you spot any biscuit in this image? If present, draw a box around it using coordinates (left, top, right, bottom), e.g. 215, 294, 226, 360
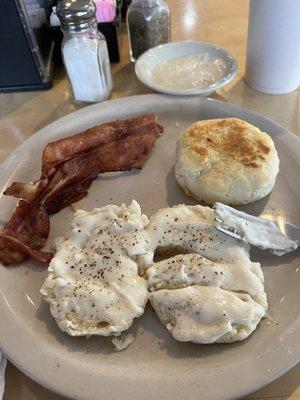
175, 118, 279, 204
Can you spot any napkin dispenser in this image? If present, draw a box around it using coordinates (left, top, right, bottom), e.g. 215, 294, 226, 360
0, 0, 54, 92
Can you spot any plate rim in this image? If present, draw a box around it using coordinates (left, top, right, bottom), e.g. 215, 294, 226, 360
0, 94, 299, 400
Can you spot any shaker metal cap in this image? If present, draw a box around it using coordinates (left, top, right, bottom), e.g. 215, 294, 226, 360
57, 0, 96, 30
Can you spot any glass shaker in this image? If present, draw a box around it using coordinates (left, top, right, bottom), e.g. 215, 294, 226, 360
57, 0, 113, 103
127, 0, 170, 62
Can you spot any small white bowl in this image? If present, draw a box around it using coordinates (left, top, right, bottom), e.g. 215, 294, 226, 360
135, 41, 237, 96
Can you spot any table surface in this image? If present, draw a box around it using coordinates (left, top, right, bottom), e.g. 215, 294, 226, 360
0, 0, 299, 399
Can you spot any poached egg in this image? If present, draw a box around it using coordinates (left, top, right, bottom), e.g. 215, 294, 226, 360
144, 204, 267, 344
41, 200, 149, 336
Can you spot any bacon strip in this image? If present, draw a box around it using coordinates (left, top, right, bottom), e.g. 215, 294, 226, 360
0, 235, 53, 264
45, 174, 97, 215
0, 199, 50, 265
42, 113, 158, 173
42, 130, 159, 214
5, 114, 162, 201
4, 177, 49, 202
0, 115, 163, 265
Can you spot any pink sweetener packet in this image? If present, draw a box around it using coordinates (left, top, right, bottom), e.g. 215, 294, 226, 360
94, 0, 116, 23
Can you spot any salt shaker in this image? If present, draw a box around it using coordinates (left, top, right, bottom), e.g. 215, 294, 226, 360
127, 0, 170, 62
57, 0, 113, 102
245, 0, 300, 94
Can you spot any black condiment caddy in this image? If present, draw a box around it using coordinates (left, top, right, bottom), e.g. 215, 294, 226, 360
98, 19, 120, 63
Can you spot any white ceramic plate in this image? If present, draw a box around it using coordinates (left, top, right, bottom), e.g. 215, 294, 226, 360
0, 95, 299, 400
135, 41, 237, 96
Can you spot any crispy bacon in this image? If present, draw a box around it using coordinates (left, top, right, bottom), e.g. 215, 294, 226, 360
0, 199, 50, 265
42, 113, 158, 173
42, 130, 159, 214
4, 114, 162, 202
45, 173, 97, 215
0, 114, 163, 265
4, 176, 49, 202
0, 235, 53, 264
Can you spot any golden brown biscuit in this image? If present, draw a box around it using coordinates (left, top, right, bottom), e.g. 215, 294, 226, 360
175, 118, 279, 204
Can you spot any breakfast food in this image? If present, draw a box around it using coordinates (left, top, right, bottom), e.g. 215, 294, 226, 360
147, 253, 266, 344
150, 286, 265, 343
41, 113, 160, 173
141, 204, 267, 343
175, 118, 279, 205
112, 333, 135, 351
138, 204, 255, 268
41, 201, 267, 345
41, 201, 149, 336
152, 54, 227, 90
0, 114, 163, 265
147, 253, 267, 309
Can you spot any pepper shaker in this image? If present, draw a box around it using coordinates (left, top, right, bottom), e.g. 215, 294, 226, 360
127, 0, 170, 62
58, 0, 113, 102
